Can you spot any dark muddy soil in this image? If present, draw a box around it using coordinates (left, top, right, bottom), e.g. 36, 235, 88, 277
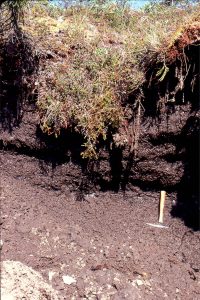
1, 152, 200, 299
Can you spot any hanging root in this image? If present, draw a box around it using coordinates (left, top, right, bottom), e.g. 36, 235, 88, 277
129, 90, 144, 158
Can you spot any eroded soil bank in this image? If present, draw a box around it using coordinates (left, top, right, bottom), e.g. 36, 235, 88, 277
0, 99, 199, 230
0, 5, 199, 299
0, 48, 199, 298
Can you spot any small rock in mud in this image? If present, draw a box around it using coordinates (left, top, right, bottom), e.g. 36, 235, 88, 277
62, 275, 77, 285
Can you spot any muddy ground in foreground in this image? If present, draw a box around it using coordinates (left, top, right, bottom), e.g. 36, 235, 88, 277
1, 152, 200, 300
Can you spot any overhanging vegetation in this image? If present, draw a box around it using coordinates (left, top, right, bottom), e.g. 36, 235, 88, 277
0, 1, 199, 158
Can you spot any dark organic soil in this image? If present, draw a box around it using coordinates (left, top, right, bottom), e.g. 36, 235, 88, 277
1, 152, 200, 299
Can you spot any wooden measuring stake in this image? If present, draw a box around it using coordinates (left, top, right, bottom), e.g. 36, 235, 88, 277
158, 191, 166, 224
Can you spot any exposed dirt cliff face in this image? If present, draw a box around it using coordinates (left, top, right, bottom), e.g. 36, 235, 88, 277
0, 100, 199, 230
0, 12, 199, 230
0, 6, 200, 300
0, 103, 192, 189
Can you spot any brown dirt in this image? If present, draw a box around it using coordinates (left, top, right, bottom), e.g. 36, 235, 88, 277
166, 21, 200, 62
1, 154, 200, 299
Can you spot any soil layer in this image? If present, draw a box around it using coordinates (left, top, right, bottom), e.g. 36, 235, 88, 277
1, 156, 200, 299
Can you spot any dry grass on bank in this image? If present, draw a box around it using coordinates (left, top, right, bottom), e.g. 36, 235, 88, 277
2, 2, 200, 158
